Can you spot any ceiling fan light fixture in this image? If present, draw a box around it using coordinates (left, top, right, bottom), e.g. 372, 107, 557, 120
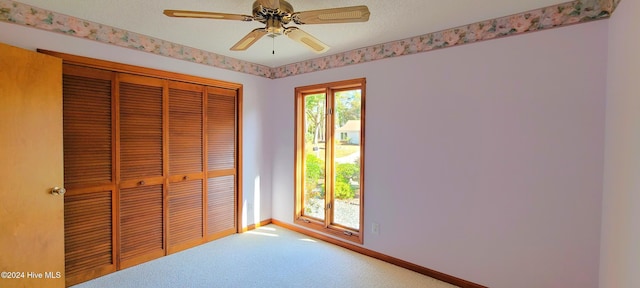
164, 1, 369, 53
266, 18, 284, 35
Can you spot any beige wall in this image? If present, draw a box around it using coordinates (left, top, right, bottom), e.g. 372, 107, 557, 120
270, 20, 608, 288
600, 0, 640, 287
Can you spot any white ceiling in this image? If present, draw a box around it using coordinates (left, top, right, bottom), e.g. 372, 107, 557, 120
17, 0, 568, 67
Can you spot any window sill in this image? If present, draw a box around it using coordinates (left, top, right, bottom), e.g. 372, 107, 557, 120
294, 216, 363, 244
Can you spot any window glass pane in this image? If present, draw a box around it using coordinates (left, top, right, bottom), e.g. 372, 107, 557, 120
303, 93, 326, 220
332, 89, 361, 230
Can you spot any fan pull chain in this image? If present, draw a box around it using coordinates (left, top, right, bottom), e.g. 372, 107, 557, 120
272, 35, 275, 55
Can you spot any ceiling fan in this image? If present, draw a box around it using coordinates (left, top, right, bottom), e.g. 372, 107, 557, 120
163, 0, 370, 54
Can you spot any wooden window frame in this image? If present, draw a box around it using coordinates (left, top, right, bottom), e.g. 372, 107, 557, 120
294, 78, 366, 244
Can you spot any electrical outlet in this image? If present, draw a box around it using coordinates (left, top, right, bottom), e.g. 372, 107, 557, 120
371, 222, 379, 235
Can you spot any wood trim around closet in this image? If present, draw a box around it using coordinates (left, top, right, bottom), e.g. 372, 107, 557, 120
38, 49, 243, 89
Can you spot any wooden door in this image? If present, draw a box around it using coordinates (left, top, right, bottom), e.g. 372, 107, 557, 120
167, 81, 205, 253
0, 43, 65, 287
61, 64, 116, 286
206, 87, 238, 240
117, 74, 165, 269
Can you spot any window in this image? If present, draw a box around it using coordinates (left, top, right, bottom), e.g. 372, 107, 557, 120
294, 78, 365, 243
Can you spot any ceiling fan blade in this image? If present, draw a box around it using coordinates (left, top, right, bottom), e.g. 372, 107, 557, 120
285, 27, 329, 54
292, 5, 370, 25
230, 28, 268, 51
164, 10, 253, 21
257, 0, 280, 10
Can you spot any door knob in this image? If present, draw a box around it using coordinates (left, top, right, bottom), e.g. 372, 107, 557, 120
51, 187, 66, 196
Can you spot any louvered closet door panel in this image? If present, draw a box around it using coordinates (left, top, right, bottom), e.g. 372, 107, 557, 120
207, 87, 237, 172
207, 176, 236, 239
63, 65, 113, 187
167, 81, 205, 253
119, 184, 164, 268
168, 180, 204, 253
119, 74, 164, 183
62, 64, 116, 286
64, 191, 115, 286
206, 87, 237, 239
118, 74, 165, 269
169, 82, 203, 176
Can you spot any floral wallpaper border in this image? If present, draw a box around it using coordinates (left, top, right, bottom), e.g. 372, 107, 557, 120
272, 0, 618, 78
0, 0, 273, 78
0, 0, 620, 79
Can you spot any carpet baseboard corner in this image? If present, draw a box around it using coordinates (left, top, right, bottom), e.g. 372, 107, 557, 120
270, 219, 487, 288
241, 218, 274, 232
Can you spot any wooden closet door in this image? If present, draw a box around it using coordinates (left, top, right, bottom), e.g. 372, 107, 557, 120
0, 43, 64, 288
61, 64, 117, 286
206, 87, 238, 240
117, 74, 165, 269
167, 81, 205, 253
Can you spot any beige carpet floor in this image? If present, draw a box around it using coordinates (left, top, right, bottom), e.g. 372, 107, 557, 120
72, 224, 458, 288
